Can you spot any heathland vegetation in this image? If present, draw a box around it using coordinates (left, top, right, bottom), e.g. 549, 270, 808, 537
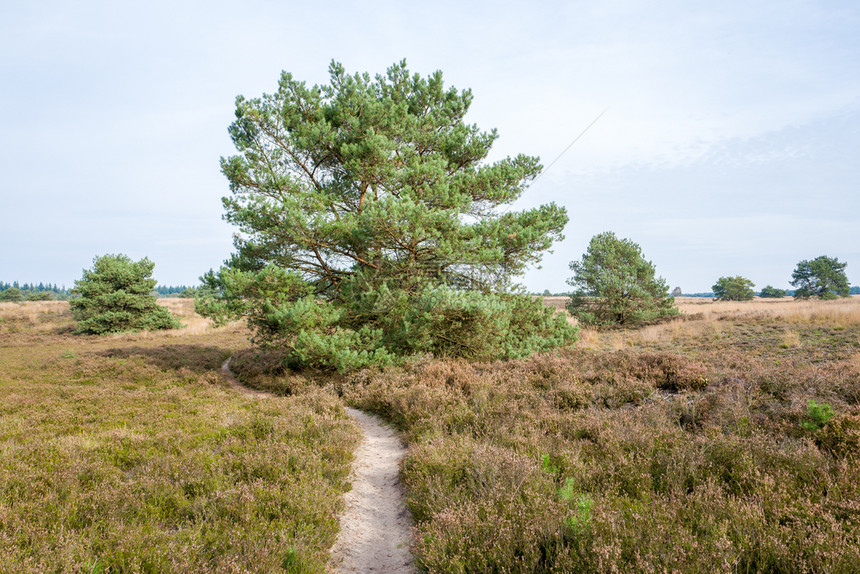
0, 300, 360, 572
4, 295, 858, 572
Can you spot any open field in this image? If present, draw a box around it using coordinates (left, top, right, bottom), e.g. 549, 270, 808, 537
0, 300, 360, 573
2, 297, 859, 572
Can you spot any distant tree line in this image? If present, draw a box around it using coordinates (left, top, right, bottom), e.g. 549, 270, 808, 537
0, 281, 71, 301
708, 256, 851, 301
537, 255, 857, 303
0, 280, 205, 302
152, 285, 196, 297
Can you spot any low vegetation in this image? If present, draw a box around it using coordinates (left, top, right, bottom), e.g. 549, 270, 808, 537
338, 296, 860, 572
0, 300, 360, 572
4, 295, 860, 573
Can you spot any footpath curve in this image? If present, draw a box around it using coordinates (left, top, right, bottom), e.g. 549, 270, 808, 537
220, 358, 415, 573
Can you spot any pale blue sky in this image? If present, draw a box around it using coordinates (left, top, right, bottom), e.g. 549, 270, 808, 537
2, 0, 858, 292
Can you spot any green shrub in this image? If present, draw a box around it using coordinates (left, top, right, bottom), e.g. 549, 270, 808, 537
199, 268, 577, 371
801, 399, 835, 431
759, 285, 787, 298
70, 254, 180, 334
26, 291, 53, 301
0, 287, 22, 302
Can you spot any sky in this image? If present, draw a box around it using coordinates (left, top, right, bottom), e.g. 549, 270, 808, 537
2, 0, 858, 293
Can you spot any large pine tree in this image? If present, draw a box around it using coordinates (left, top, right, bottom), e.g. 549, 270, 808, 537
198, 61, 576, 370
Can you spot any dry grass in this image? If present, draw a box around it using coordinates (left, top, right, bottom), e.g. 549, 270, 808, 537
0, 300, 75, 334
156, 297, 217, 335
0, 301, 361, 573
675, 294, 860, 324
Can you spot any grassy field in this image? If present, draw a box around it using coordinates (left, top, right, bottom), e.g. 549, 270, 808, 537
2, 297, 859, 572
0, 300, 360, 573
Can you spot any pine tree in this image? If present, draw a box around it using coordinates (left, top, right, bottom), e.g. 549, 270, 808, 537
712, 276, 756, 301
566, 232, 677, 326
198, 61, 576, 370
791, 256, 850, 299
70, 254, 180, 334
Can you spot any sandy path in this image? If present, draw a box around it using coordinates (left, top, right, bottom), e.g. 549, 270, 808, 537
221, 357, 271, 398
329, 407, 416, 573
221, 358, 415, 572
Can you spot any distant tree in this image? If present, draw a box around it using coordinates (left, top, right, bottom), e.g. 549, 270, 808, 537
759, 285, 787, 299
790, 256, 850, 300
671, 286, 682, 297
566, 232, 678, 326
70, 254, 181, 334
851, 286, 860, 295
712, 276, 756, 301
26, 291, 53, 301
0, 287, 23, 302
542, 289, 552, 296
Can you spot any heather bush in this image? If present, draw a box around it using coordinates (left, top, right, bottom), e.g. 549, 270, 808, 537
341, 309, 860, 572
0, 314, 360, 572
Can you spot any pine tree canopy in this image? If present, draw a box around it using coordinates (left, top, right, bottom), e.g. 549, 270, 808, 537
790, 255, 850, 299
198, 61, 576, 370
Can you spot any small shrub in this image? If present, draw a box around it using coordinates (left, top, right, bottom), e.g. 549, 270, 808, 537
558, 478, 594, 533
814, 414, 860, 457
70, 254, 180, 334
26, 291, 53, 301
802, 399, 835, 431
760, 285, 787, 298
0, 287, 23, 302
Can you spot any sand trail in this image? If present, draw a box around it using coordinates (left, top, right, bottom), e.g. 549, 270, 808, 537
221, 358, 415, 572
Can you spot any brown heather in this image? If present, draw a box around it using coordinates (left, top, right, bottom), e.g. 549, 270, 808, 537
3, 297, 860, 572
0, 300, 361, 573
342, 296, 860, 573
